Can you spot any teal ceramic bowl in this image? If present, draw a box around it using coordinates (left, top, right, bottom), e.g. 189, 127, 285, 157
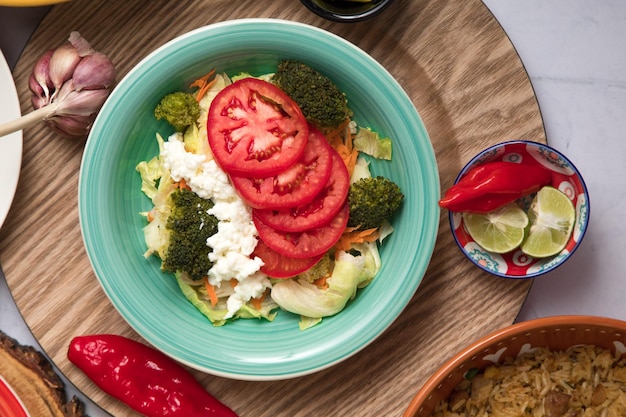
79, 18, 439, 380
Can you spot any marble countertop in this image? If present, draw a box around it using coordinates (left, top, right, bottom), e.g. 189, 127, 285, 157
1, 1, 625, 415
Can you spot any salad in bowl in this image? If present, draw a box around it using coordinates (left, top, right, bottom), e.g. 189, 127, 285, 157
79, 19, 439, 379
137, 61, 404, 330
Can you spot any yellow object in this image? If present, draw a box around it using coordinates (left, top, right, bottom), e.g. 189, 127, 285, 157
0, 0, 69, 6
521, 186, 575, 258
463, 204, 529, 254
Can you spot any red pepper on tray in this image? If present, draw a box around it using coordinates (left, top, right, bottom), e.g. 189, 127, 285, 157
68, 334, 238, 417
439, 161, 551, 213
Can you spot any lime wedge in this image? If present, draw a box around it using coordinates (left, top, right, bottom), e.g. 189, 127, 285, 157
521, 186, 575, 258
463, 204, 529, 253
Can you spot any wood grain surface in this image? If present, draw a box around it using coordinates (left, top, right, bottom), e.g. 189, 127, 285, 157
0, 0, 545, 415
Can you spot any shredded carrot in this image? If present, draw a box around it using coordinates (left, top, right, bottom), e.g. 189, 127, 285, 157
250, 288, 269, 310
146, 208, 156, 222
175, 178, 191, 190
229, 278, 238, 288
189, 68, 217, 102
325, 118, 351, 146
335, 227, 380, 252
204, 277, 218, 307
325, 118, 359, 176
336, 143, 359, 177
313, 276, 329, 290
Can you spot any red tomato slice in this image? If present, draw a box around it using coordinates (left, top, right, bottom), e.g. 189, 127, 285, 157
253, 239, 323, 279
207, 78, 309, 177
230, 127, 333, 209
254, 203, 349, 259
252, 147, 349, 231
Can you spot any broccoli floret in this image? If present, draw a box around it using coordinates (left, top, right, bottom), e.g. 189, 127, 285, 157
154, 92, 201, 132
162, 188, 218, 280
348, 176, 404, 231
274, 60, 350, 130
297, 252, 334, 283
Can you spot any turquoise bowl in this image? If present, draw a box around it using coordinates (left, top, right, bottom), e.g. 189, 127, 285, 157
79, 18, 439, 380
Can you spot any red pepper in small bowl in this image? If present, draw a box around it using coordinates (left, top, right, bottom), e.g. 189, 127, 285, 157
438, 161, 552, 213
68, 334, 238, 417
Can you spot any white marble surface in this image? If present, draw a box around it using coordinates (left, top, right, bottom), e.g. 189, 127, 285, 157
483, 0, 626, 322
1, 1, 625, 415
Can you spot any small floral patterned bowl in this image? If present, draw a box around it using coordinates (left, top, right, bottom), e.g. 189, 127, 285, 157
449, 140, 589, 279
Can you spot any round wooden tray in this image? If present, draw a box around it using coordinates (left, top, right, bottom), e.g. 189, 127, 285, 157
0, 0, 544, 415
0, 330, 86, 417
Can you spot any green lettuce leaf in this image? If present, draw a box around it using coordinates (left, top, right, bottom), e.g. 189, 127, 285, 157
271, 249, 380, 329
353, 127, 392, 160
175, 274, 278, 326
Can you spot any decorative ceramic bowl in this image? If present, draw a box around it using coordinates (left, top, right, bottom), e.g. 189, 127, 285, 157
79, 19, 440, 380
449, 140, 589, 279
403, 315, 626, 417
299, 0, 394, 22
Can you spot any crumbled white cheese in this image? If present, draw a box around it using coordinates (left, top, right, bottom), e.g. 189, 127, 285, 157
161, 133, 205, 181
161, 135, 270, 319
349, 120, 358, 135
226, 272, 270, 316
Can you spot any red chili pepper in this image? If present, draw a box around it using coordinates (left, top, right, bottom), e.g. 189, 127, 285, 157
439, 162, 552, 213
68, 334, 238, 417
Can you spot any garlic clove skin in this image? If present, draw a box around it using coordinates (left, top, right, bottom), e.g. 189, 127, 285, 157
47, 114, 94, 140
31, 94, 48, 111
54, 88, 110, 117
31, 49, 54, 101
68, 30, 95, 57
29, 73, 48, 106
72, 52, 116, 91
48, 43, 82, 96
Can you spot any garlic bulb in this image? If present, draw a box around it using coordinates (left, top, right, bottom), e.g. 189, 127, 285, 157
0, 31, 116, 139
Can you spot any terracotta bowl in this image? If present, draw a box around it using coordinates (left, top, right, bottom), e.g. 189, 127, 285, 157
403, 315, 626, 417
449, 140, 590, 279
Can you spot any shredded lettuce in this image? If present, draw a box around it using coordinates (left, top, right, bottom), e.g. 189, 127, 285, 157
231, 72, 275, 83
350, 156, 372, 184
176, 274, 230, 326
176, 274, 278, 326
136, 133, 165, 200
353, 127, 392, 160
271, 248, 381, 329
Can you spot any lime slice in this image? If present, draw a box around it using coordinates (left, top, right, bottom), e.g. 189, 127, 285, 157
463, 204, 529, 253
521, 186, 575, 258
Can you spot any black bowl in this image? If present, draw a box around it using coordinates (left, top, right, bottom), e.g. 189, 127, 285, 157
299, 0, 394, 22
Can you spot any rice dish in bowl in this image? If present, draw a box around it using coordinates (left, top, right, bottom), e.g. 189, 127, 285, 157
403, 316, 626, 417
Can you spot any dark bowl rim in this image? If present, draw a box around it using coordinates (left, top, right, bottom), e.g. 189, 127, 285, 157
299, 0, 394, 22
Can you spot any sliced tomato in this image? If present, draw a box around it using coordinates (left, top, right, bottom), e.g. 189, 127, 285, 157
253, 147, 349, 231
207, 78, 309, 177
230, 127, 333, 209
252, 239, 323, 279
254, 203, 349, 259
